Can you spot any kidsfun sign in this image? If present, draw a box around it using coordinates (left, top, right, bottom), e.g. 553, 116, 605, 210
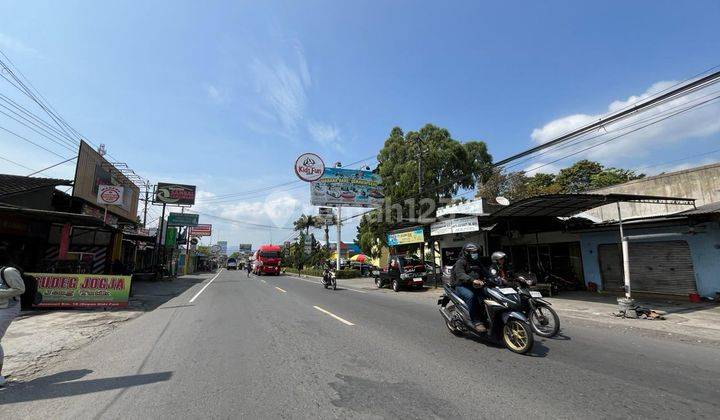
294, 153, 325, 182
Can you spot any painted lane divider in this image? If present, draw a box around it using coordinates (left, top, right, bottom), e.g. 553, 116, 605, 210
275, 286, 287, 293
313, 305, 355, 326
287, 275, 368, 293
189, 269, 223, 303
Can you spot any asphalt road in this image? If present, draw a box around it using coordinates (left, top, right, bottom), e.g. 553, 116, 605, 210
1, 269, 719, 419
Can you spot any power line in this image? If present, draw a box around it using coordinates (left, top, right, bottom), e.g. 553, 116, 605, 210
516, 94, 720, 174
26, 156, 77, 176
503, 87, 720, 171
0, 123, 69, 159
495, 69, 720, 166
0, 154, 34, 171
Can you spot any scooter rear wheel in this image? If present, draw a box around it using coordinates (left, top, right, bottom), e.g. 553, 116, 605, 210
502, 319, 534, 354
444, 305, 463, 336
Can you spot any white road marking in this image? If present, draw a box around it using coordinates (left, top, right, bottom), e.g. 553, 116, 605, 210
313, 305, 355, 326
275, 286, 287, 293
287, 275, 368, 293
189, 269, 223, 303
260, 279, 267, 284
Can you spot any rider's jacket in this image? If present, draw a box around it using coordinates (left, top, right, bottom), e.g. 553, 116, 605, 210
450, 257, 489, 287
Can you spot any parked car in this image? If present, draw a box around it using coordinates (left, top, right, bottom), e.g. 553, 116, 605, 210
373, 255, 427, 292
226, 258, 238, 270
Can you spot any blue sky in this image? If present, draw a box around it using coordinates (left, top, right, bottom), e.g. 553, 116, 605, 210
1, 0, 719, 249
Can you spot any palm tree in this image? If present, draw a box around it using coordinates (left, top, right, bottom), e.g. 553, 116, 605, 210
293, 214, 323, 237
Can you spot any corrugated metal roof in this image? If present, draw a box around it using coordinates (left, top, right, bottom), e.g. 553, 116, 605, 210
679, 201, 720, 215
0, 174, 73, 197
489, 193, 695, 218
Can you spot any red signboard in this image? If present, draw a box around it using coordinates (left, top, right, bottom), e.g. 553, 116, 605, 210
189, 224, 212, 236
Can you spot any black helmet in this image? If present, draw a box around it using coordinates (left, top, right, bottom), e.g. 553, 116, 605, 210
462, 243, 480, 261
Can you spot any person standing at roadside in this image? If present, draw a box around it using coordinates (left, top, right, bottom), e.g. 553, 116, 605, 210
0, 246, 26, 387
246, 260, 252, 277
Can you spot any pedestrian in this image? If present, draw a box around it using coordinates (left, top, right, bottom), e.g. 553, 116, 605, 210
0, 245, 26, 387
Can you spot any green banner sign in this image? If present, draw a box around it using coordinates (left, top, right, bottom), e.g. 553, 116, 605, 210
167, 212, 199, 226
165, 227, 178, 247
29, 273, 132, 308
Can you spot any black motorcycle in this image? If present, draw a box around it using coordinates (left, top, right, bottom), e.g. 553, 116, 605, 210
321, 268, 337, 290
438, 277, 534, 354
512, 273, 560, 338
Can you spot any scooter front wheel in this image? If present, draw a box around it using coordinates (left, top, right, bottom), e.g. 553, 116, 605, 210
530, 305, 560, 337
502, 319, 534, 354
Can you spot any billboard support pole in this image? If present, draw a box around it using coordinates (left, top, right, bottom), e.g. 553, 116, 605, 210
336, 207, 342, 271
157, 203, 166, 266
184, 228, 190, 276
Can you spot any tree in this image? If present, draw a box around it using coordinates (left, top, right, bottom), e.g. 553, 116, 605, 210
229, 251, 240, 259
293, 214, 323, 236
555, 160, 644, 193
377, 124, 493, 222
356, 211, 386, 257
476, 168, 529, 202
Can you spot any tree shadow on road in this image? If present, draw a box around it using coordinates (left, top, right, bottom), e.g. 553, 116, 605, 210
0, 369, 172, 404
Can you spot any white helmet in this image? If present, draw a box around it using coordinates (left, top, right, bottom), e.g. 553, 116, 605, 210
491, 251, 507, 263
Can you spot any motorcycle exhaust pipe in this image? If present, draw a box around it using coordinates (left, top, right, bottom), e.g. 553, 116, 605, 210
438, 307, 452, 323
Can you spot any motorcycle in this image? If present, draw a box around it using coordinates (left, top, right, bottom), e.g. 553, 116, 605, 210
512, 273, 560, 338
438, 277, 534, 354
321, 267, 337, 290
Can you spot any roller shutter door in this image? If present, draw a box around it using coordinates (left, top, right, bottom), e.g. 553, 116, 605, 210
598, 240, 696, 295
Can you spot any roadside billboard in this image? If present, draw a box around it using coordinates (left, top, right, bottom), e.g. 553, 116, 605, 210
387, 227, 424, 246
72, 140, 139, 223
167, 212, 199, 226
30, 273, 132, 308
189, 224, 212, 236
430, 216, 480, 236
154, 182, 196, 205
310, 168, 383, 208
238, 243, 252, 252
217, 241, 228, 255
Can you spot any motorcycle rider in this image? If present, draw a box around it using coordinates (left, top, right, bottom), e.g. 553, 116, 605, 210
489, 251, 512, 283
451, 243, 490, 332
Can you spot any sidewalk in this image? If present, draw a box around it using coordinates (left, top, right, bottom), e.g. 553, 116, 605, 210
1, 272, 212, 382
320, 276, 720, 346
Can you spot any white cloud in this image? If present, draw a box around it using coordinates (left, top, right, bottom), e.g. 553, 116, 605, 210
307, 120, 344, 152
248, 44, 311, 137
528, 80, 720, 165
0, 33, 40, 57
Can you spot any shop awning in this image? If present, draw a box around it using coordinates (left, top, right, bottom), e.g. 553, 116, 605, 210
489, 193, 695, 218
0, 204, 109, 228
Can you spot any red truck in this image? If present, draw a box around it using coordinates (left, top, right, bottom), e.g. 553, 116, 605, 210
252, 244, 282, 276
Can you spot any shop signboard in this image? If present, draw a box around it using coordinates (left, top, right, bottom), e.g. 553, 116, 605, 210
154, 182, 197, 205
436, 199, 487, 217
189, 224, 212, 236
30, 273, 132, 308
431, 216, 479, 236
167, 212, 199, 226
387, 227, 424, 246
97, 185, 124, 205
73, 140, 139, 222
310, 168, 383, 208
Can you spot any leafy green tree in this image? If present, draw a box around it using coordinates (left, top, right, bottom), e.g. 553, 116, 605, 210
554, 160, 605, 193
476, 167, 529, 202
377, 124, 492, 220
229, 251, 240, 259
590, 168, 645, 189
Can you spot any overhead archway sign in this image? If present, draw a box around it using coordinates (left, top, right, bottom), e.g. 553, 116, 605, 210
294, 153, 325, 182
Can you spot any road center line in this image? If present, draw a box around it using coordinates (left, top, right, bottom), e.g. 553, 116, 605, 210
189, 269, 223, 303
313, 305, 355, 326
260, 279, 267, 284
275, 286, 287, 293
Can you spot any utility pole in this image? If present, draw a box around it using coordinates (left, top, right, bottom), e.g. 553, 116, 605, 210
336, 207, 342, 271
142, 181, 150, 228
416, 135, 426, 264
